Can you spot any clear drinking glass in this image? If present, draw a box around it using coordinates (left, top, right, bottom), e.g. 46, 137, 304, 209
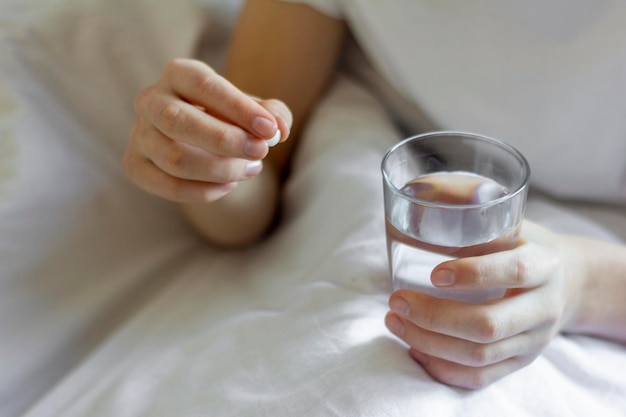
381, 131, 530, 303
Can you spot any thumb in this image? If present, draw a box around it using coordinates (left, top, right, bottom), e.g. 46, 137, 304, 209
257, 98, 293, 146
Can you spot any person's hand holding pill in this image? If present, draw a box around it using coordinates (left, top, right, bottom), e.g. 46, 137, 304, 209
124, 58, 291, 204
124, 2, 345, 247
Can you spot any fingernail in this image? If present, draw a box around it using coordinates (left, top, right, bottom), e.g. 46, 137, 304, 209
410, 349, 430, 366
432, 269, 455, 287
389, 297, 410, 317
252, 116, 276, 138
385, 314, 405, 337
221, 182, 237, 192
265, 130, 281, 147
244, 138, 268, 159
245, 160, 263, 178
205, 182, 237, 201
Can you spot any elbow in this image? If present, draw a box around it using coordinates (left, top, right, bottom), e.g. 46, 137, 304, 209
179, 169, 280, 249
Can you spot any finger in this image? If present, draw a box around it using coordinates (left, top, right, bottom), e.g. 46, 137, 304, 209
385, 311, 545, 367
123, 148, 237, 203
258, 98, 293, 145
388, 290, 557, 344
431, 243, 559, 290
408, 348, 537, 390
161, 59, 279, 139
135, 123, 263, 183
135, 92, 269, 160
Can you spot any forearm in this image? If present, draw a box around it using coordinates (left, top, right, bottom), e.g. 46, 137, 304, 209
225, 0, 347, 175
178, 0, 346, 247
564, 236, 626, 343
179, 164, 279, 247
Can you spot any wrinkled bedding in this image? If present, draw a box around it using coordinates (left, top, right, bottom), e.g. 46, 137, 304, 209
1, 1, 625, 416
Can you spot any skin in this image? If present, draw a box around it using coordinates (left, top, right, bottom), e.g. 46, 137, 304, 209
386, 221, 626, 389
124, 0, 346, 247
124, 0, 626, 388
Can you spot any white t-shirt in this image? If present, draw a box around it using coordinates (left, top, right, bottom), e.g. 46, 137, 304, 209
282, 0, 626, 204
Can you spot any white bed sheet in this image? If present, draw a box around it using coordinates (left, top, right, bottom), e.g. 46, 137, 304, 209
1, 1, 625, 416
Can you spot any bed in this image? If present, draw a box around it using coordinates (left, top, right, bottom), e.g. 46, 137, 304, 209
1, 1, 625, 416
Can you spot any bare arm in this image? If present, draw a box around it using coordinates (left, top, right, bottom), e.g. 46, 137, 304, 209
179, 0, 347, 246
226, 0, 347, 174
385, 220, 626, 389
562, 235, 626, 343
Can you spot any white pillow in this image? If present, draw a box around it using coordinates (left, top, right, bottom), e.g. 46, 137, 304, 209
0, 0, 207, 154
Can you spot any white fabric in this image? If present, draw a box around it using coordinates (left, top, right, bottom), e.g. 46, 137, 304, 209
1, 1, 626, 416
0, 1, 206, 415
192, 0, 245, 28
283, 0, 626, 204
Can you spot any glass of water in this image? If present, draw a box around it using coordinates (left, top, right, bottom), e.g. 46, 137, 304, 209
381, 131, 530, 303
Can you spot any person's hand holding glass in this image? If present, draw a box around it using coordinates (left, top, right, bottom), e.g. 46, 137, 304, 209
381, 132, 600, 388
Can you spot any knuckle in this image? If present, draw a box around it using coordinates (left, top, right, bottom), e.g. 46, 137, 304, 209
466, 345, 493, 367
407, 294, 439, 331
511, 253, 530, 287
468, 261, 485, 285
158, 102, 185, 132
195, 71, 222, 97
161, 144, 187, 175
212, 126, 234, 154
473, 311, 502, 343
414, 302, 438, 331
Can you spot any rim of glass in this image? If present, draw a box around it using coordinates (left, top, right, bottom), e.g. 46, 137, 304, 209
381, 131, 531, 209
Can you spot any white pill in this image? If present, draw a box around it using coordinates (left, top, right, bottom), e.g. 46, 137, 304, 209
265, 130, 281, 147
